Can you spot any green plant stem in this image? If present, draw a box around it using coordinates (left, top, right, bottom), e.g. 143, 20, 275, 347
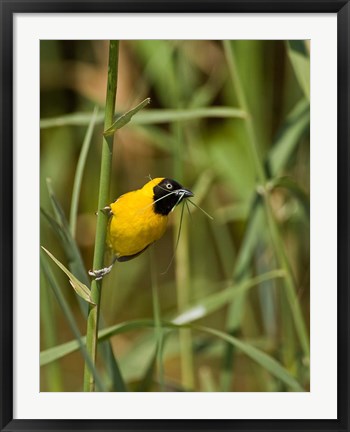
223, 41, 309, 358
83, 40, 119, 392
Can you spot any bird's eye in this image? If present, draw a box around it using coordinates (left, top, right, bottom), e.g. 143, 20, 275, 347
165, 183, 173, 190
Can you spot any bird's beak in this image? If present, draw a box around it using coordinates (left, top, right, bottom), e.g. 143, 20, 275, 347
176, 188, 194, 198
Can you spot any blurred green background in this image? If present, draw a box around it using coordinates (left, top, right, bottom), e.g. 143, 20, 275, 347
40, 40, 310, 392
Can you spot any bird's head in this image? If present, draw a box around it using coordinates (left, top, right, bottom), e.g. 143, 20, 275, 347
143, 177, 193, 216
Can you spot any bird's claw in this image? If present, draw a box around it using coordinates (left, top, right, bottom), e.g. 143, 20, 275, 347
88, 266, 112, 280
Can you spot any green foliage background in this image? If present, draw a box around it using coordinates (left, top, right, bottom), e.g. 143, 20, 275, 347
40, 40, 310, 392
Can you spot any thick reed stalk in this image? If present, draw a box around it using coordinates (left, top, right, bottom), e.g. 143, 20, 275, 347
150, 247, 165, 390
175, 217, 194, 389
173, 117, 194, 389
83, 41, 119, 391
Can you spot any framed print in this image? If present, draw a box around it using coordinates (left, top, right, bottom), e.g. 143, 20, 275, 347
1, 1, 349, 431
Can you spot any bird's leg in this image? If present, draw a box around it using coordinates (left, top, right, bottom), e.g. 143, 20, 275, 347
90, 206, 114, 279
89, 256, 117, 280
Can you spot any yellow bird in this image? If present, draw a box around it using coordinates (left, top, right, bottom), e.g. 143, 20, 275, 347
89, 177, 193, 279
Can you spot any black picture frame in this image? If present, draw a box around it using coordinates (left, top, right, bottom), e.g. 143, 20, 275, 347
1, 1, 348, 431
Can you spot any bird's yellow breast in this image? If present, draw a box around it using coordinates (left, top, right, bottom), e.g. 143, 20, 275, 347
108, 179, 168, 259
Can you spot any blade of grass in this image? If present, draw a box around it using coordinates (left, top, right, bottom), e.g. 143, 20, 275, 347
40, 319, 155, 366
44, 180, 90, 287
69, 106, 99, 237
40, 111, 105, 128
104, 343, 128, 392
41, 247, 95, 305
41, 252, 106, 391
40, 107, 246, 129
103, 97, 151, 136
194, 325, 304, 392
172, 270, 285, 325
133, 107, 246, 124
